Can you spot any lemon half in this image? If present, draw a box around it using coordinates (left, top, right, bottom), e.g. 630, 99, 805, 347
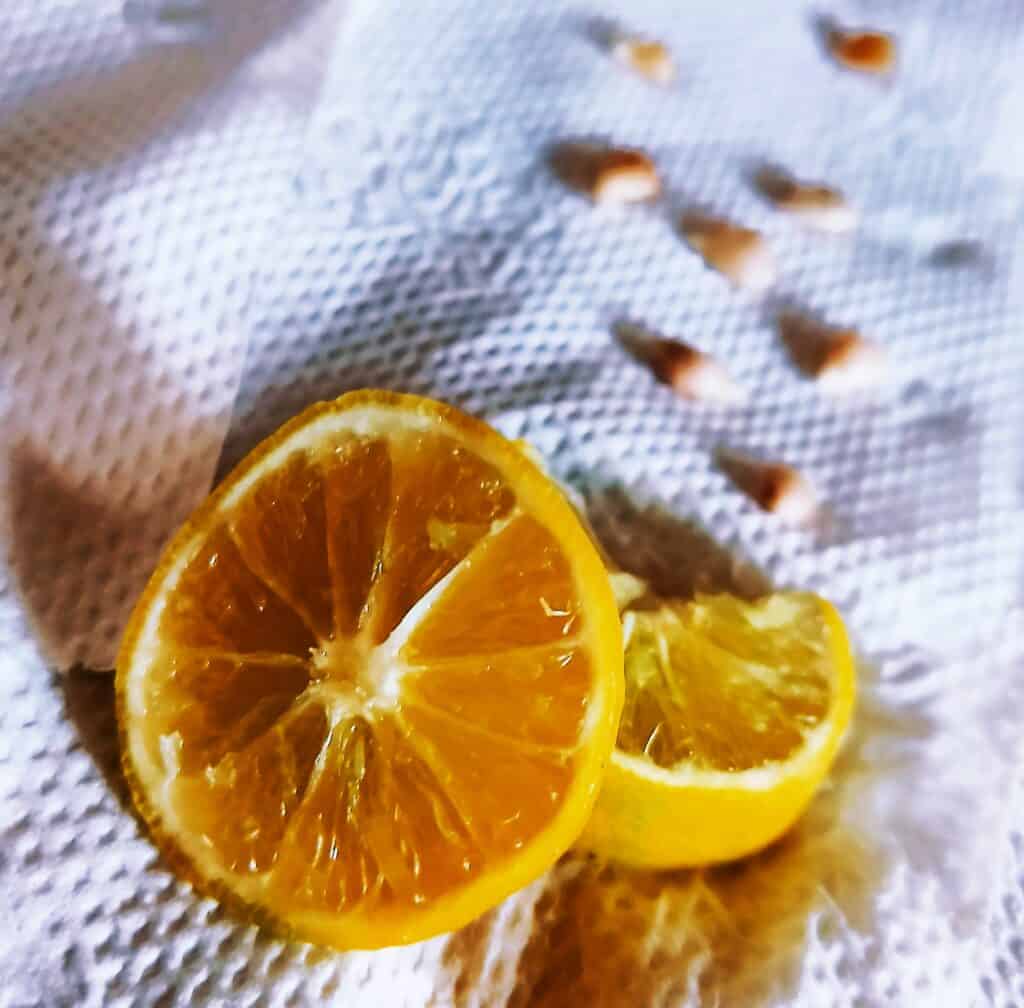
580, 592, 855, 867
118, 391, 623, 949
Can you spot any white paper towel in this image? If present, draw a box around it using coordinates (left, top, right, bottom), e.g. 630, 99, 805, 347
2, 1, 1024, 1005
0, 0, 342, 670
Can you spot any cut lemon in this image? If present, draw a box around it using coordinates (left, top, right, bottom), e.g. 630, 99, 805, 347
117, 391, 623, 949
579, 591, 855, 867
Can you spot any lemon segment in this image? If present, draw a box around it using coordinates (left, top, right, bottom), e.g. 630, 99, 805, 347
579, 593, 855, 868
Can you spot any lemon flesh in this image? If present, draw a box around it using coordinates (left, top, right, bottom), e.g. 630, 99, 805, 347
580, 592, 855, 868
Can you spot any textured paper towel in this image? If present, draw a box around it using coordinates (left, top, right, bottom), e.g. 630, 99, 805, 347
3, 0, 1024, 1005
0, 0, 342, 670
222, 1, 1024, 1004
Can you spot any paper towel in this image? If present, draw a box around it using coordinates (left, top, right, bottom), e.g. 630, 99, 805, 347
2, 1, 1024, 1005
0, 0, 341, 670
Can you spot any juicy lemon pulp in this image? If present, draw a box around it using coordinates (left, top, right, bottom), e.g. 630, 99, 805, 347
119, 394, 622, 947
580, 591, 855, 868
618, 595, 831, 772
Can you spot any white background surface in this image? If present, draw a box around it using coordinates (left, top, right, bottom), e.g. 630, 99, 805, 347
1, 1, 1023, 1005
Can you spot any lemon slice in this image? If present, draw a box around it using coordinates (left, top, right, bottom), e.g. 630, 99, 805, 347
117, 391, 623, 949
579, 591, 855, 867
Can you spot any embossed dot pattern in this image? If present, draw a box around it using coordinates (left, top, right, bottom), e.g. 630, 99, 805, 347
3, 0, 1024, 1005
0, 0, 339, 670
229, 0, 1024, 661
